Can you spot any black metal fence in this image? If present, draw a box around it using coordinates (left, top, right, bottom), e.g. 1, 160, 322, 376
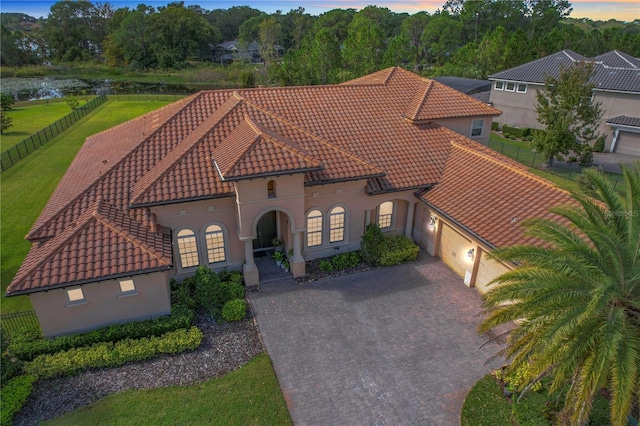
106, 93, 190, 102
0, 310, 42, 340
488, 139, 622, 189
1, 94, 108, 173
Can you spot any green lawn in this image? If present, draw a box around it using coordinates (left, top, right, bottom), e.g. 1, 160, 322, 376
44, 353, 292, 426
1, 99, 175, 313
1, 98, 95, 151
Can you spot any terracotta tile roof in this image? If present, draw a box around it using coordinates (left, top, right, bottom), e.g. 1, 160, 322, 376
12, 66, 508, 294
7, 199, 172, 295
404, 79, 500, 121
212, 115, 323, 180
418, 139, 576, 248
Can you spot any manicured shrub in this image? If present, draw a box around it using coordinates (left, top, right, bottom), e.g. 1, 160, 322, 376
217, 281, 245, 307
23, 327, 203, 379
0, 375, 36, 426
319, 259, 334, 273
568, 156, 578, 163
502, 124, 530, 139
1, 329, 22, 382
331, 252, 361, 270
578, 145, 593, 166
360, 223, 385, 266
8, 303, 194, 362
593, 136, 605, 152
222, 299, 247, 322
491, 121, 499, 131
194, 265, 222, 313
218, 269, 243, 285
379, 235, 420, 266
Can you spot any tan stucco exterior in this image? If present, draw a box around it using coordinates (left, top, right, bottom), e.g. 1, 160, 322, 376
433, 116, 494, 146
30, 271, 171, 337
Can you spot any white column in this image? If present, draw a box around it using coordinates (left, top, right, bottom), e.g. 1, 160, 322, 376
405, 202, 416, 238
243, 239, 259, 286
364, 210, 371, 227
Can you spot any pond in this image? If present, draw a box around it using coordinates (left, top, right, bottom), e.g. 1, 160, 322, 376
1, 77, 213, 101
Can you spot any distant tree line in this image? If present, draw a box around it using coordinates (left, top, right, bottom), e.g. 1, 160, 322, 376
1, 0, 639, 85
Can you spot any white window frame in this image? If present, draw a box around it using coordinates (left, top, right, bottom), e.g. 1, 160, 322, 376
470, 119, 484, 138
494, 81, 504, 90
66, 287, 86, 306
306, 209, 324, 248
517, 83, 527, 93
329, 205, 346, 244
118, 279, 138, 297
267, 180, 276, 199
176, 228, 200, 269
378, 201, 394, 229
204, 224, 226, 264
505, 82, 516, 92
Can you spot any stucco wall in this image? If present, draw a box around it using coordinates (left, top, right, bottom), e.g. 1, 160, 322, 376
595, 91, 639, 147
433, 116, 494, 146
31, 271, 171, 337
489, 83, 542, 130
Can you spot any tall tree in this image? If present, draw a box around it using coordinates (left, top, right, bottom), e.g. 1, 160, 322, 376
479, 163, 640, 426
532, 61, 603, 167
258, 16, 282, 84
342, 7, 386, 76
420, 11, 462, 65
148, 1, 217, 68
401, 12, 430, 64
206, 6, 262, 41
108, 5, 156, 69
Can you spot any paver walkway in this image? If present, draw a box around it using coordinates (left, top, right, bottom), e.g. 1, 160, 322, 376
249, 251, 506, 426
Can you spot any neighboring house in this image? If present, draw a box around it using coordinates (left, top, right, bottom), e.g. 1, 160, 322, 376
212, 40, 284, 65
489, 50, 640, 156
8, 67, 576, 337
433, 76, 492, 105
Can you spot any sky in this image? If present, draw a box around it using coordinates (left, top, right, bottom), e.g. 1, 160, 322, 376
1, 0, 639, 22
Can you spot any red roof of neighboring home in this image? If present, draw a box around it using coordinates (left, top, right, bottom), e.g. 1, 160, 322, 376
417, 139, 576, 248
8, 67, 502, 295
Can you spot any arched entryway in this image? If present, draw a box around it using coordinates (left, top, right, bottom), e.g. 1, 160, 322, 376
253, 210, 278, 256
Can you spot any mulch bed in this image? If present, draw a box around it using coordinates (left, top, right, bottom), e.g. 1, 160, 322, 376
294, 258, 378, 284
13, 308, 263, 426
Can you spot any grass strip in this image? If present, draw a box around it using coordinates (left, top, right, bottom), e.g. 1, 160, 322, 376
43, 353, 292, 426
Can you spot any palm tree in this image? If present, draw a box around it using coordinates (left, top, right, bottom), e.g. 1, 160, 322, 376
479, 162, 640, 426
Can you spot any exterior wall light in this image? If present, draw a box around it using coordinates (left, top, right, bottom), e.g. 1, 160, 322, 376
467, 248, 475, 259
429, 215, 437, 230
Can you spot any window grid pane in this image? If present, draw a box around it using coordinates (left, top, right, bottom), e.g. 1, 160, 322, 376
471, 120, 483, 137
379, 202, 393, 229
178, 233, 199, 268
205, 229, 226, 263
307, 211, 323, 247
330, 210, 345, 243
379, 214, 392, 229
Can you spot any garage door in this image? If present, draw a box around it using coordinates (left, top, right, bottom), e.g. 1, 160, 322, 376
475, 250, 511, 295
439, 224, 472, 278
615, 132, 640, 157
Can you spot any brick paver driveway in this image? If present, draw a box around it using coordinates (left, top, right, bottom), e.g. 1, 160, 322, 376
248, 251, 505, 426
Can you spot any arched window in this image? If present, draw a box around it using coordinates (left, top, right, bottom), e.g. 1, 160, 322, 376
306, 209, 323, 247
176, 229, 199, 268
205, 224, 226, 264
329, 206, 346, 243
378, 201, 394, 229
267, 180, 276, 198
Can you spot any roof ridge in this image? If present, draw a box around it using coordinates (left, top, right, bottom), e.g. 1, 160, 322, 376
240, 98, 384, 175
407, 80, 433, 121
129, 93, 242, 205
14, 199, 104, 285
450, 140, 570, 194
27, 93, 204, 240
249, 119, 321, 167
94, 203, 171, 264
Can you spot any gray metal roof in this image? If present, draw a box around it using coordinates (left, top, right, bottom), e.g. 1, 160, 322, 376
489, 50, 640, 94
606, 116, 640, 128
432, 77, 491, 95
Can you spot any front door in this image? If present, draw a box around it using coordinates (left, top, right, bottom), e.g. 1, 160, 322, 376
253, 211, 277, 254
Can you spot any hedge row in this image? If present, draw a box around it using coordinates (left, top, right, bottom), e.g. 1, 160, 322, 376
360, 224, 420, 267
23, 326, 203, 380
9, 303, 194, 362
502, 124, 531, 139
0, 375, 36, 426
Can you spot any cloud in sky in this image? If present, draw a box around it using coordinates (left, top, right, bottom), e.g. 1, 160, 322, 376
2, 0, 638, 21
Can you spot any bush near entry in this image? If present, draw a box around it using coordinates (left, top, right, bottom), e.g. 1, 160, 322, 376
360, 223, 419, 267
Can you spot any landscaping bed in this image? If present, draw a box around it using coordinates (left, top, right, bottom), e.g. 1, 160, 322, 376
12, 309, 263, 426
